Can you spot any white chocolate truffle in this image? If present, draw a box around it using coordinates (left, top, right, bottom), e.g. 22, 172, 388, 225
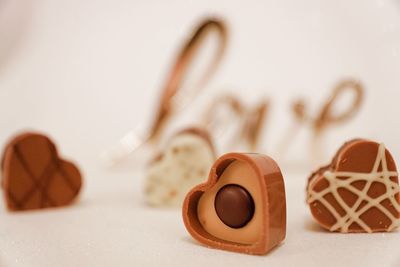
145, 131, 215, 207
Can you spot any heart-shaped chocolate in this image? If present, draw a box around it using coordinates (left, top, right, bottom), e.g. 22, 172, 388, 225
182, 152, 286, 255
1, 132, 82, 211
145, 128, 215, 207
307, 139, 400, 233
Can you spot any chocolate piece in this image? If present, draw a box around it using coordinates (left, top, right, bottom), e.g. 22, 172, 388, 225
148, 19, 227, 143
182, 153, 286, 255
215, 184, 255, 228
1, 132, 82, 211
306, 139, 400, 233
145, 127, 215, 207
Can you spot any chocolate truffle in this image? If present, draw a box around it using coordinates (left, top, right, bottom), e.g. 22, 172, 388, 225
182, 152, 286, 255
215, 184, 255, 228
145, 128, 215, 207
1, 132, 82, 211
307, 139, 400, 233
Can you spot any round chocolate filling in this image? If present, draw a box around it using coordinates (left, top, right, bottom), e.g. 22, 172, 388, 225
214, 184, 255, 228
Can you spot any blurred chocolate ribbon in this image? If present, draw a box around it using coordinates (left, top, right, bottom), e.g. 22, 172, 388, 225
276, 79, 364, 164
201, 94, 269, 152
101, 18, 227, 166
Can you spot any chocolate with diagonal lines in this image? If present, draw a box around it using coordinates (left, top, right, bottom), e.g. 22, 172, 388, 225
1, 132, 82, 211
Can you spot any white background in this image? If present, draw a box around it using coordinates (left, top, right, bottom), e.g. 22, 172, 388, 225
0, 0, 400, 266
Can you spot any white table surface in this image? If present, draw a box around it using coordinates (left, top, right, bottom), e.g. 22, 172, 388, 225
1, 0, 400, 266
0, 163, 399, 267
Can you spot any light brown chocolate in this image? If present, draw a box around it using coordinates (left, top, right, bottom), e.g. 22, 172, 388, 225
183, 153, 286, 255
307, 139, 400, 232
1, 132, 82, 211
148, 19, 227, 144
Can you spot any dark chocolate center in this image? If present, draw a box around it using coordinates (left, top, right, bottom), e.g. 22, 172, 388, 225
214, 184, 255, 228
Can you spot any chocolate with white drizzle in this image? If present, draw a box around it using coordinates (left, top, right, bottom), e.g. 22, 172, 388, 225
307, 139, 400, 233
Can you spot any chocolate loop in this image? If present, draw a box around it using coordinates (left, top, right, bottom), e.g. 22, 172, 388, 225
101, 19, 227, 166
314, 79, 363, 132
148, 19, 228, 143
293, 79, 364, 133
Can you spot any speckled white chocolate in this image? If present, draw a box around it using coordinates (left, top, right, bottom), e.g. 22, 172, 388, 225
145, 133, 214, 207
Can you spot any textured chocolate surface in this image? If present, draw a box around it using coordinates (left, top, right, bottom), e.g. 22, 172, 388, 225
307, 139, 400, 233
182, 152, 286, 255
215, 184, 255, 228
1, 132, 82, 211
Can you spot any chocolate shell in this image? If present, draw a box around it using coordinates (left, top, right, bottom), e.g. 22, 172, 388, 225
307, 139, 400, 233
1, 132, 82, 211
182, 153, 286, 255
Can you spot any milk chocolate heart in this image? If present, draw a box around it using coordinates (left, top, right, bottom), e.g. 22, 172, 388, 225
1, 132, 82, 211
182, 153, 286, 255
307, 139, 400, 233
145, 128, 215, 207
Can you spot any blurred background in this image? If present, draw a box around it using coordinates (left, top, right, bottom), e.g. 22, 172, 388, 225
1, 0, 400, 165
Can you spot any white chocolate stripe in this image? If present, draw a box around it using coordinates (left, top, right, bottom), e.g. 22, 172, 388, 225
307, 143, 400, 232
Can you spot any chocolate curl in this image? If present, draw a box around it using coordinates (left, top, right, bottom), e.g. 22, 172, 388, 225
148, 19, 228, 144
277, 79, 364, 164
101, 18, 227, 166
295, 79, 364, 134
310, 80, 363, 163
202, 94, 269, 152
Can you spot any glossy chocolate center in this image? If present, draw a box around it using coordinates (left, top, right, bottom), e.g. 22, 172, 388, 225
214, 184, 255, 228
